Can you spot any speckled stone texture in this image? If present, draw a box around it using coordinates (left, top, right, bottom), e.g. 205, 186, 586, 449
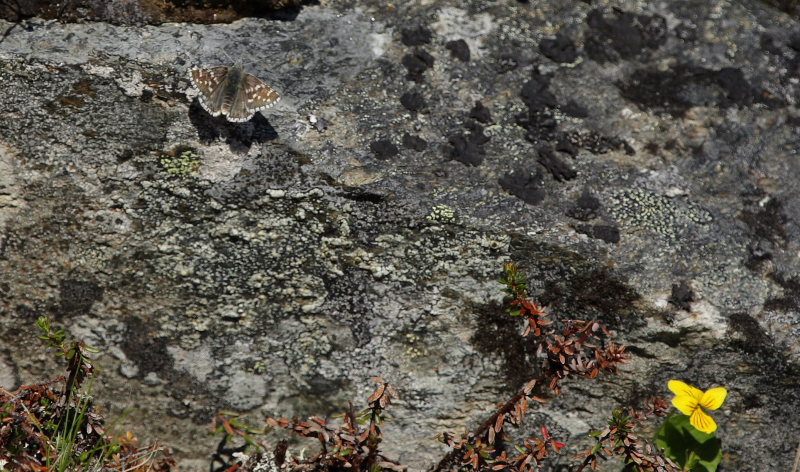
1, 1, 799, 471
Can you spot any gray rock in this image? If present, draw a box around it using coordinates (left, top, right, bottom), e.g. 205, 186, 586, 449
1, 1, 798, 471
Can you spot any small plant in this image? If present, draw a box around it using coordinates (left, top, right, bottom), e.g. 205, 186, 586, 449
212, 378, 404, 472
575, 398, 680, 472
0, 317, 174, 471
432, 261, 634, 472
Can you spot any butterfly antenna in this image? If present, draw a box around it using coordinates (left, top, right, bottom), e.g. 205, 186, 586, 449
240, 53, 260, 71
219, 48, 236, 66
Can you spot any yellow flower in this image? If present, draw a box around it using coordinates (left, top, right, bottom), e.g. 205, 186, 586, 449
668, 380, 727, 434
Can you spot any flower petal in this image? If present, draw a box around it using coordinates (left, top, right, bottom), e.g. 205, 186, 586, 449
672, 394, 699, 416
700, 387, 727, 410
690, 408, 717, 434
668, 380, 703, 401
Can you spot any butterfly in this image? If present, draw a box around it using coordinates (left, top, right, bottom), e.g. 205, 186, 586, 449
189, 64, 281, 122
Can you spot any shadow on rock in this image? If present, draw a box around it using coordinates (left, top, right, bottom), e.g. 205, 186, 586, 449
189, 99, 278, 153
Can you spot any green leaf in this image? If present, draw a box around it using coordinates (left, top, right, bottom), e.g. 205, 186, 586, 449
655, 414, 722, 472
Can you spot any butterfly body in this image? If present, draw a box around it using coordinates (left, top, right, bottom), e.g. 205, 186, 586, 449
190, 64, 281, 122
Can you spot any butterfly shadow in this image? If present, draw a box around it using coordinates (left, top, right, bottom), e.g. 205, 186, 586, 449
188, 100, 278, 153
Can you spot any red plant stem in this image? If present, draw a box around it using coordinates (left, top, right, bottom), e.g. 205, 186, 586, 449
431, 378, 542, 472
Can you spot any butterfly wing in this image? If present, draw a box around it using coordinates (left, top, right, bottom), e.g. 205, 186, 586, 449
227, 73, 281, 122
190, 67, 230, 117
244, 73, 281, 111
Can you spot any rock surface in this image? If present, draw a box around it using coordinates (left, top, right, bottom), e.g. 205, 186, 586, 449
1, 0, 799, 470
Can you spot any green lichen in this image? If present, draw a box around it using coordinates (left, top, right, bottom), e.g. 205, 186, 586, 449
160, 150, 200, 178
607, 188, 712, 239
426, 204, 456, 223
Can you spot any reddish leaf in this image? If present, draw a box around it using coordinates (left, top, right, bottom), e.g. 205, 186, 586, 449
523, 379, 537, 394
368, 383, 386, 403
494, 414, 505, 433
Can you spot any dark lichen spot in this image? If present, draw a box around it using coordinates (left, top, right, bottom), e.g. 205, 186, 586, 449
370, 138, 399, 159
537, 147, 576, 181
401, 26, 433, 46
668, 281, 694, 311
739, 197, 787, 245
566, 189, 601, 221
468, 101, 492, 124
520, 73, 557, 111
575, 224, 620, 244
446, 122, 489, 166
118, 149, 134, 163
539, 32, 578, 63
554, 136, 579, 157
400, 90, 426, 112
560, 100, 589, 118
516, 110, 559, 143
759, 0, 800, 16
15, 304, 40, 321
790, 32, 800, 51
446, 134, 484, 166
763, 273, 800, 312
58, 280, 103, 317
516, 72, 582, 144
445, 39, 470, 62
401, 50, 434, 82
120, 316, 173, 378
494, 53, 519, 73
402, 133, 427, 152
618, 65, 762, 117
584, 8, 667, 63
303, 375, 348, 397
464, 120, 489, 144
499, 170, 545, 205
342, 191, 386, 204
